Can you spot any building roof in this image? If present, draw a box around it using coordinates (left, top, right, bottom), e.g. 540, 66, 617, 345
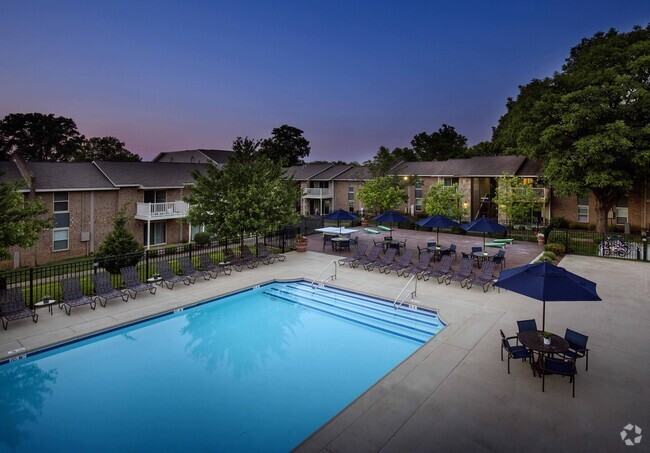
151, 149, 233, 164
94, 161, 207, 189
332, 166, 373, 181
284, 164, 335, 180
392, 156, 539, 177
0, 161, 26, 185
310, 165, 354, 180
25, 162, 116, 192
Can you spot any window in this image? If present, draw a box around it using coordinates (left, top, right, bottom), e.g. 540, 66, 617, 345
442, 177, 459, 187
348, 183, 355, 212
577, 196, 589, 223
53, 192, 69, 251
144, 190, 166, 204
615, 196, 629, 225
145, 221, 166, 246
414, 181, 423, 211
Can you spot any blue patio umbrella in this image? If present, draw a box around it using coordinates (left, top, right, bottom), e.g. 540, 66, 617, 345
461, 217, 507, 248
324, 209, 358, 232
372, 210, 411, 234
494, 262, 601, 331
416, 214, 460, 243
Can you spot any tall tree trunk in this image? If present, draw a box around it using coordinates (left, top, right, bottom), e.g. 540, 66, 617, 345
593, 190, 618, 234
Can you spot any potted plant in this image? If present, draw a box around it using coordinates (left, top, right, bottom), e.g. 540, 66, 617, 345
361, 217, 369, 227
536, 232, 545, 245
540, 331, 552, 345
42, 294, 51, 303
295, 235, 308, 252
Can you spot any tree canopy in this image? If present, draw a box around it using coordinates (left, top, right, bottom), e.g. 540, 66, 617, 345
492, 25, 650, 232
411, 124, 468, 161
185, 137, 302, 238
259, 125, 311, 167
0, 113, 83, 162
95, 205, 143, 273
422, 182, 466, 220
357, 176, 407, 215
76, 136, 141, 162
0, 177, 54, 260
492, 174, 542, 225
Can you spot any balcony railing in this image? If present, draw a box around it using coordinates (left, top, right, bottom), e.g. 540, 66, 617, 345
135, 201, 189, 220
304, 188, 333, 198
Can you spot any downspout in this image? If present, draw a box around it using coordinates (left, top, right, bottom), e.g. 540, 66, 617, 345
90, 192, 95, 253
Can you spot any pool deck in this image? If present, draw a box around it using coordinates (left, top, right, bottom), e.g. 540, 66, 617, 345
1, 252, 649, 452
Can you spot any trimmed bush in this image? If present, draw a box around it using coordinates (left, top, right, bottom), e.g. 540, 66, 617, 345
536, 256, 553, 263
544, 243, 566, 255
543, 251, 557, 260
193, 232, 211, 246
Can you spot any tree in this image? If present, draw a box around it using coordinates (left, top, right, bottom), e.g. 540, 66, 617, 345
94, 205, 143, 274
411, 124, 468, 161
422, 182, 466, 220
0, 113, 83, 161
357, 176, 407, 215
259, 125, 311, 167
0, 177, 54, 260
76, 136, 141, 162
492, 174, 542, 225
466, 141, 499, 157
186, 137, 302, 239
492, 25, 650, 232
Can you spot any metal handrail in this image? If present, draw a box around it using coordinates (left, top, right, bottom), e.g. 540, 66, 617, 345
393, 275, 418, 309
311, 260, 338, 288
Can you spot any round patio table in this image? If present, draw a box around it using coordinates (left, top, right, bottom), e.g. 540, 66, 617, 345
517, 330, 569, 376
472, 250, 496, 267
427, 245, 448, 262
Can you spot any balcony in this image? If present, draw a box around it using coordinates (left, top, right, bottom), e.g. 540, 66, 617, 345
532, 188, 549, 201
304, 187, 333, 198
135, 201, 189, 220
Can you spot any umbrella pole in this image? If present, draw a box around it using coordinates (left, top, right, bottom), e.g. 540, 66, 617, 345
542, 301, 546, 332
437, 227, 440, 243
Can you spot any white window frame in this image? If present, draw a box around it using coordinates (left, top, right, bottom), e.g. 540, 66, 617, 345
615, 207, 628, 225
53, 192, 70, 251
577, 196, 589, 223
414, 181, 423, 211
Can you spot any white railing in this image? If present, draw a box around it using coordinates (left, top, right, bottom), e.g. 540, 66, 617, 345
311, 260, 338, 288
135, 201, 189, 219
531, 188, 548, 200
394, 275, 418, 309
304, 187, 333, 198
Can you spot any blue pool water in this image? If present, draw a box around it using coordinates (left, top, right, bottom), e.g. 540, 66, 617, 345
0, 281, 444, 452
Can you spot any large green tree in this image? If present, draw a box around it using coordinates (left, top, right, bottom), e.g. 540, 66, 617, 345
0, 113, 83, 162
94, 205, 143, 273
422, 182, 466, 220
76, 136, 141, 162
259, 124, 311, 167
186, 137, 302, 238
0, 177, 54, 260
411, 124, 468, 161
493, 25, 650, 232
357, 176, 407, 215
492, 174, 542, 225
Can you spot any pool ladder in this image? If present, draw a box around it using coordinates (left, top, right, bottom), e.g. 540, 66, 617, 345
311, 260, 338, 288
394, 275, 418, 309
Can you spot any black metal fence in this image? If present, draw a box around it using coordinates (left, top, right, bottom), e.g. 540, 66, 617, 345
1, 228, 295, 309
547, 230, 647, 261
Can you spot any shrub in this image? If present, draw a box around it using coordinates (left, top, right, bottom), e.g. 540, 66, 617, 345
193, 232, 211, 246
164, 245, 176, 255
536, 256, 553, 263
587, 223, 596, 231
544, 243, 566, 255
95, 206, 143, 274
543, 251, 557, 260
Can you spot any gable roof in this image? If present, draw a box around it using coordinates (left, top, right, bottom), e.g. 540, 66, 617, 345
152, 149, 233, 164
25, 162, 116, 192
0, 161, 25, 185
392, 156, 539, 177
284, 164, 335, 180
94, 161, 208, 189
332, 166, 372, 181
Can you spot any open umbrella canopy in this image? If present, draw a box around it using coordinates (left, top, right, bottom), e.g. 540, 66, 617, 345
494, 262, 601, 331
372, 210, 410, 224
324, 209, 358, 232
461, 217, 507, 248
416, 214, 460, 243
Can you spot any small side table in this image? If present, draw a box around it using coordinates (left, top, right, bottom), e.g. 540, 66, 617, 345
34, 299, 57, 315
147, 276, 163, 286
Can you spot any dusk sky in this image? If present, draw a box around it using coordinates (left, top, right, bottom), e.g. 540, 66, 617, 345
1, 1, 647, 163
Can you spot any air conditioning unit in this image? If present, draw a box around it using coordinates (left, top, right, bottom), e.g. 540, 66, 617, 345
81, 232, 90, 242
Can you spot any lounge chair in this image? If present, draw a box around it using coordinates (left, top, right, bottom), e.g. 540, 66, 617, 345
60, 277, 96, 315
156, 260, 193, 289
198, 253, 233, 278
120, 266, 157, 298
224, 248, 247, 272
377, 225, 392, 232
444, 256, 474, 287
422, 254, 454, 283
364, 228, 380, 234
0, 288, 38, 329
401, 251, 432, 278
338, 243, 368, 267
365, 247, 397, 272
382, 249, 414, 275
500, 329, 532, 374
257, 244, 286, 263
353, 244, 383, 269
179, 256, 211, 282
91, 272, 129, 307
465, 260, 497, 292
241, 245, 267, 266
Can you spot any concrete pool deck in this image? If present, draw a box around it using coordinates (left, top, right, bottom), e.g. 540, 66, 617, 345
1, 252, 649, 452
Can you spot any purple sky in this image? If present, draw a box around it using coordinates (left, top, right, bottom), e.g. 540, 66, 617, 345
1, 1, 647, 162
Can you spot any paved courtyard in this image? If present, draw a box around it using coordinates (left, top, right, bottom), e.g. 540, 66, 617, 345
1, 249, 648, 452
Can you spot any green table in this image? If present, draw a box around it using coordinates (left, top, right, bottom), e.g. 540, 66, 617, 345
493, 238, 514, 245
485, 243, 505, 249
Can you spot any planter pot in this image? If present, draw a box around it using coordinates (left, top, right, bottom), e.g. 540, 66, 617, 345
361, 219, 369, 227
542, 337, 551, 345
296, 242, 308, 252
537, 236, 545, 245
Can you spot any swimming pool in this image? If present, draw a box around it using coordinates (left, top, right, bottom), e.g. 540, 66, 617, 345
0, 281, 445, 452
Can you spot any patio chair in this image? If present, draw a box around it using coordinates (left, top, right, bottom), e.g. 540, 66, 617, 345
198, 253, 233, 278
561, 329, 590, 371
382, 249, 414, 275
422, 254, 454, 283
465, 260, 497, 292
500, 329, 532, 374
224, 248, 247, 272
401, 251, 432, 278
120, 266, 157, 298
323, 235, 334, 251
60, 277, 96, 315
444, 256, 474, 287
365, 247, 397, 272
338, 244, 368, 267
491, 249, 506, 269
240, 245, 265, 266
447, 244, 457, 261
156, 260, 193, 289
257, 244, 286, 263
0, 288, 38, 330
179, 256, 211, 282
541, 356, 577, 397
91, 272, 129, 307
517, 319, 538, 333
353, 244, 383, 269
